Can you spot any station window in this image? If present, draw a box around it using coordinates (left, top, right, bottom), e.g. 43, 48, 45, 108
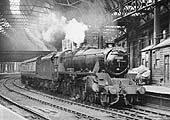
164, 55, 169, 83
142, 59, 145, 65
145, 52, 149, 60
145, 52, 149, 67
155, 59, 160, 68
155, 50, 160, 69
145, 61, 149, 67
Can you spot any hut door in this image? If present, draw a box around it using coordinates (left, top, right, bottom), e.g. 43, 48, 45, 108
164, 55, 169, 83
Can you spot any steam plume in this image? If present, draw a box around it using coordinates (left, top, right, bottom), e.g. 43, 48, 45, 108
38, 12, 88, 49
64, 18, 88, 47
26, 0, 113, 50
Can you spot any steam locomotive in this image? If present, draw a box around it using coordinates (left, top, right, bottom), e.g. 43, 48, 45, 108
21, 46, 145, 106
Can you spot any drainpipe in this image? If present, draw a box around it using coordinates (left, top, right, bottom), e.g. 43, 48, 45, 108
154, 0, 160, 45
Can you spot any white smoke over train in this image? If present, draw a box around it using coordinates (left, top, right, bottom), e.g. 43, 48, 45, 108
64, 18, 88, 47
40, 13, 88, 48
25, 0, 113, 51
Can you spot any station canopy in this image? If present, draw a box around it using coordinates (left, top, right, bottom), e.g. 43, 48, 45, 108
0, 0, 119, 34
0, 0, 157, 51
0, 0, 122, 51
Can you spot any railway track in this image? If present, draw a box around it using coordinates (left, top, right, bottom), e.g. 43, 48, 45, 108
1, 76, 118, 120
0, 75, 51, 120
122, 105, 170, 119
0, 94, 51, 120
12, 76, 170, 120
1, 75, 170, 120
0, 76, 78, 120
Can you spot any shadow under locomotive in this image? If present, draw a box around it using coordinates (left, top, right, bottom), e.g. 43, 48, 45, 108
20, 46, 145, 106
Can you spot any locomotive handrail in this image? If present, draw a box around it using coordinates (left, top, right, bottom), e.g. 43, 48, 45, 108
57, 49, 72, 63
55, 49, 72, 57
21, 56, 40, 64
82, 46, 97, 51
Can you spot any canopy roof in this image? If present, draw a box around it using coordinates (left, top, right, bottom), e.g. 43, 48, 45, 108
153, 37, 170, 49
1, 0, 157, 33
0, 0, 119, 33
141, 45, 154, 52
0, 0, 165, 51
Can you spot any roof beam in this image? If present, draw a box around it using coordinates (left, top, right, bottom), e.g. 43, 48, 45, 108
110, 0, 164, 22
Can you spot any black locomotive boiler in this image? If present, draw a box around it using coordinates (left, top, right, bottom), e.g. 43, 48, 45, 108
21, 46, 145, 106
63, 46, 129, 77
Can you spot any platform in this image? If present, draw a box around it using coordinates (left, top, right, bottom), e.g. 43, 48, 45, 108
0, 104, 28, 120
143, 85, 170, 111
143, 85, 170, 95
0, 72, 20, 75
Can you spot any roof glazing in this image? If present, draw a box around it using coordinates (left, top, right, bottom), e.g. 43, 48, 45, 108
0, 0, 119, 33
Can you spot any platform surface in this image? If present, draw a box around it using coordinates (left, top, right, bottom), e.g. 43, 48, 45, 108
0, 104, 27, 120
0, 72, 20, 75
143, 85, 170, 95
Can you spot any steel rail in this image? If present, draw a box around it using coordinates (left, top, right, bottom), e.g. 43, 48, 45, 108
12, 77, 169, 120
0, 84, 51, 120
3, 78, 104, 120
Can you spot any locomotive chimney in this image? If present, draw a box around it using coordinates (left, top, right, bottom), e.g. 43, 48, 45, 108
98, 31, 104, 49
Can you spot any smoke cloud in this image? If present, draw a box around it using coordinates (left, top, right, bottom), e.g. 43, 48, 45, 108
64, 0, 113, 31
64, 18, 88, 47
40, 13, 66, 42
26, 0, 113, 50
36, 12, 88, 49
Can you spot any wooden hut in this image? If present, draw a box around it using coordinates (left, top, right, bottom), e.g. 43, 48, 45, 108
151, 37, 170, 86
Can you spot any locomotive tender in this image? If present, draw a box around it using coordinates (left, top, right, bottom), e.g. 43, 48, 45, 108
21, 46, 145, 106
